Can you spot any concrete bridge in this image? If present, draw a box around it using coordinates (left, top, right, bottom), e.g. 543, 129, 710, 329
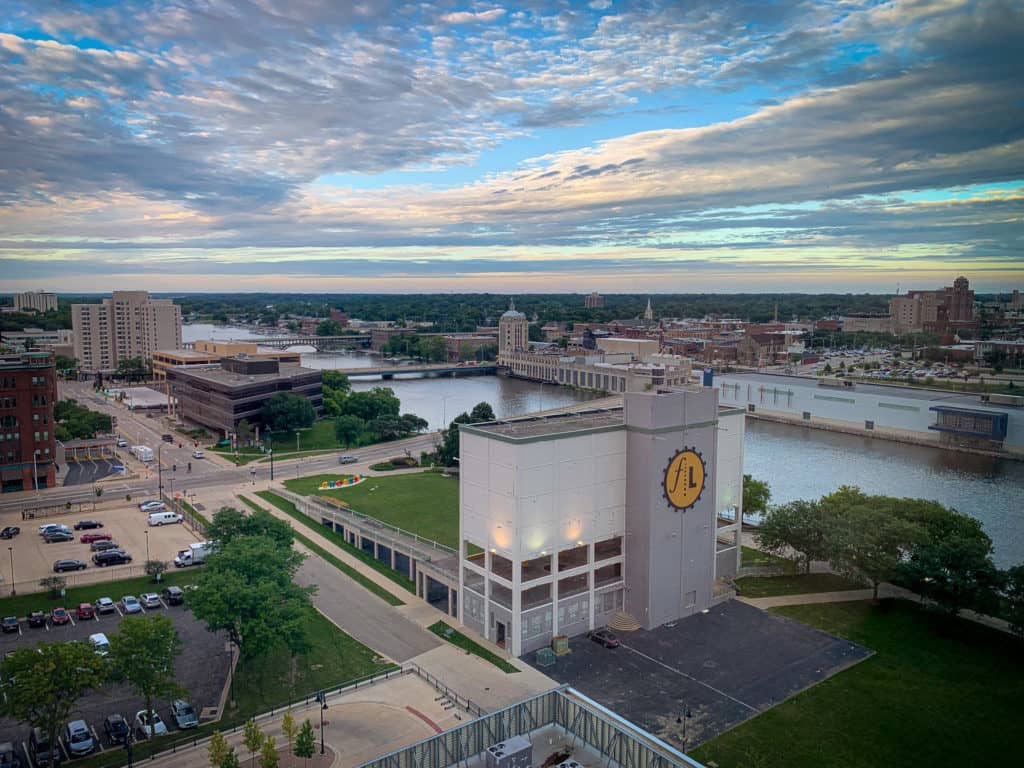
336, 363, 498, 379
183, 334, 371, 352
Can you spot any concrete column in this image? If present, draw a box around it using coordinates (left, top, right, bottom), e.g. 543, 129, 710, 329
551, 553, 559, 637
447, 587, 453, 616
390, 547, 396, 569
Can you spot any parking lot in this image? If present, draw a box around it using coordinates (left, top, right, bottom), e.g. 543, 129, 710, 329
4, 502, 202, 592
63, 458, 126, 487
528, 600, 871, 748
0, 598, 230, 763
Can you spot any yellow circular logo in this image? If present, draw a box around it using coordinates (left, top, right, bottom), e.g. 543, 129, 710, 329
663, 448, 706, 511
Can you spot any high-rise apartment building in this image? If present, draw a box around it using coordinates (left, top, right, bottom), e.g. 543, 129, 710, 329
584, 291, 604, 309
14, 291, 57, 313
889, 276, 975, 333
0, 351, 57, 492
72, 291, 182, 374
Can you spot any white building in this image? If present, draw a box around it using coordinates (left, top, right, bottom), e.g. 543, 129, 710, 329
72, 290, 182, 374
14, 291, 57, 313
458, 387, 744, 656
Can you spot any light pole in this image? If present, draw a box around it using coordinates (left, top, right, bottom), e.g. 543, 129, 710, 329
295, 430, 301, 453
677, 705, 692, 747
316, 691, 328, 754
144, 529, 150, 563
157, 442, 164, 497
32, 449, 39, 494
268, 434, 274, 482
8, 547, 14, 596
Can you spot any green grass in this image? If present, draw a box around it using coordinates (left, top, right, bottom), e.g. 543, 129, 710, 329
284, 471, 459, 548
238, 494, 405, 606
255, 490, 416, 596
734, 573, 866, 598
741, 545, 799, 575
428, 620, 519, 674
691, 600, 1024, 768
0, 569, 197, 618
210, 421, 348, 462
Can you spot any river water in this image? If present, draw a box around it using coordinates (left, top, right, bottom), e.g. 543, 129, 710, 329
183, 325, 1023, 566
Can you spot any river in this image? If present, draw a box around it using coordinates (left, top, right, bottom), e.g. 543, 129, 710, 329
183, 324, 1023, 567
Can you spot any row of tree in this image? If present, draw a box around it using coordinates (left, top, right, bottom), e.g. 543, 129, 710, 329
433, 402, 496, 466
321, 374, 429, 446
54, 398, 113, 441
756, 485, 1024, 631
207, 713, 318, 768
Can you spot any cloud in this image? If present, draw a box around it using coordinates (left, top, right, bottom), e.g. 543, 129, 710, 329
441, 9, 507, 25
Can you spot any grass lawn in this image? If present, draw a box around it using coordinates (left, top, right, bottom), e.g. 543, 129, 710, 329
735, 573, 865, 598
246, 492, 408, 604
741, 544, 799, 574
0, 569, 197, 618
428, 621, 519, 674
691, 600, 1024, 768
284, 471, 459, 549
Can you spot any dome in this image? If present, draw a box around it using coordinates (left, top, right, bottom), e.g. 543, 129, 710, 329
501, 299, 526, 319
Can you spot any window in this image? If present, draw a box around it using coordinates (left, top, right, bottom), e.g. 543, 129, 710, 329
802, 411, 811, 421
747, 404, 756, 413
865, 420, 874, 431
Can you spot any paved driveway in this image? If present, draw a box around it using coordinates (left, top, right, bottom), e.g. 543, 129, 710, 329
527, 600, 871, 748
64, 458, 125, 487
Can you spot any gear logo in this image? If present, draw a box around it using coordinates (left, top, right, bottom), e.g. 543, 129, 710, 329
663, 448, 706, 511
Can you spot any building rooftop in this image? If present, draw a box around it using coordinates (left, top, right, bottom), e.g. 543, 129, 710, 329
169, 361, 318, 388
155, 348, 219, 360
465, 407, 626, 440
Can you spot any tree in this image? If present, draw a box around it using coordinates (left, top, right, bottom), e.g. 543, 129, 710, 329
437, 403, 495, 466
294, 720, 315, 766
243, 719, 264, 768
419, 335, 447, 362
742, 474, 771, 519
316, 319, 344, 336
757, 500, 831, 574
1005, 565, 1024, 638
281, 711, 298, 755
109, 616, 184, 738
39, 575, 66, 598
206, 506, 294, 549
0, 642, 107, 762
223, 750, 241, 768
322, 371, 350, 392
261, 392, 315, 432
236, 419, 256, 446
340, 387, 400, 422
400, 413, 428, 434
260, 735, 280, 768
54, 355, 78, 374
209, 731, 230, 768
334, 414, 365, 447
367, 414, 408, 441
145, 559, 168, 582
469, 402, 495, 422
117, 356, 149, 375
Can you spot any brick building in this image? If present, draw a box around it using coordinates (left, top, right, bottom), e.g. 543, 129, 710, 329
0, 351, 57, 492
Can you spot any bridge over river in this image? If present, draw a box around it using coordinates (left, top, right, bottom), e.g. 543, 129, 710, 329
183, 334, 371, 351
335, 363, 498, 379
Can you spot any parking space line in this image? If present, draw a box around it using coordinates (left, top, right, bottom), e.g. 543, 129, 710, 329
90, 725, 103, 752
115, 606, 123, 617
68, 615, 76, 627
622, 644, 759, 713
158, 598, 168, 609
20, 741, 30, 768
44, 623, 49, 632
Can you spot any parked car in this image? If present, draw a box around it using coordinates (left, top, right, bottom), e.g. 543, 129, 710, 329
38, 523, 69, 536
1, 616, 18, 634
171, 700, 199, 729
139, 593, 161, 609
90, 633, 110, 657
0, 740, 19, 767
161, 586, 184, 605
93, 550, 132, 567
80, 532, 112, 544
53, 559, 86, 573
44, 530, 74, 543
134, 710, 167, 738
339, 455, 359, 464
192, 449, 205, 459
161, 433, 174, 443
91, 540, 120, 552
0, 526, 19, 539
95, 597, 116, 614
65, 719, 94, 756
27, 611, 47, 628
148, 511, 183, 527
76, 602, 95, 620
138, 500, 166, 512
73, 520, 104, 530
116, 437, 129, 447
587, 628, 621, 648
121, 595, 141, 614
50, 608, 70, 626
28, 727, 60, 766
104, 714, 129, 744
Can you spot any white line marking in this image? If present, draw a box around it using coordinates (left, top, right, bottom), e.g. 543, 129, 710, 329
622, 644, 759, 713
68, 615, 76, 627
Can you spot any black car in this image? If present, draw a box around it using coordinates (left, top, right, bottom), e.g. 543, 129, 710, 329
103, 714, 130, 745
93, 550, 132, 566
587, 628, 621, 648
0, 526, 19, 539
161, 433, 174, 442
44, 531, 74, 543
161, 586, 184, 605
90, 540, 120, 552
53, 559, 87, 573
1, 616, 18, 634
0, 740, 19, 767
73, 520, 103, 531
29, 727, 60, 766
27, 611, 46, 628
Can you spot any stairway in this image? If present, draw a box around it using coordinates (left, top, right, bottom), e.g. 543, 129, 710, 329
607, 612, 642, 632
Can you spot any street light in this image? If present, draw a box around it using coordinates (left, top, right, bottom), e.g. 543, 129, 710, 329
267, 434, 274, 482
316, 691, 329, 755
8, 547, 14, 596
157, 441, 164, 497
676, 705, 692, 747
32, 449, 39, 494
144, 529, 150, 563
295, 430, 301, 453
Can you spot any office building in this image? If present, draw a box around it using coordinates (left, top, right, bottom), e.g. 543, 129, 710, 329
889, 275, 976, 332
72, 291, 182, 374
14, 291, 57, 314
167, 356, 322, 435
0, 351, 57, 492
152, 344, 300, 381
498, 300, 529, 360
584, 292, 604, 309
458, 387, 744, 656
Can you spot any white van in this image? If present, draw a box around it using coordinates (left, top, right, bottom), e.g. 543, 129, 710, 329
89, 632, 110, 656
148, 511, 184, 527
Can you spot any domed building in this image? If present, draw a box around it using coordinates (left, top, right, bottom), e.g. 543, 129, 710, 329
498, 299, 529, 358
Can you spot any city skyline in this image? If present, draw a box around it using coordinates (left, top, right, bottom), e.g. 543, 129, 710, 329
1, 0, 1022, 293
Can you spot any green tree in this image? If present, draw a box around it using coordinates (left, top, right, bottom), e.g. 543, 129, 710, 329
1005, 565, 1024, 637
54, 355, 78, 374
261, 392, 315, 432
469, 402, 495, 422
0, 642, 107, 761
757, 500, 831, 574
742, 474, 771, 519
117, 356, 149, 375
109, 616, 184, 739
145, 559, 168, 582
294, 720, 315, 766
39, 575, 66, 598
206, 506, 295, 549
419, 335, 447, 361
316, 319, 344, 336
322, 371, 351, 392
223, 750, 241, 768
209, 731, 230, 768
281, 710, 298, 754
367, 414, 409, 441
243, 719, 264, 768
400, 413, 429, 433
235, 419, 256, 446
334, 414, 366, 447
260, 734, 280, 768
340, 387, 400, 422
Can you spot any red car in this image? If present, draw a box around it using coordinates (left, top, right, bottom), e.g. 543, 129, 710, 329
80, 532, 113, 544
76, 602, 95, 620
50, 607, 71, 626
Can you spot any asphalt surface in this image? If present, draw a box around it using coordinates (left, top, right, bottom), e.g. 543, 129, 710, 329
527, 600, 871, 748
0, 599, 229, 762
63, 458, 125, 487
294, 554, 440, 663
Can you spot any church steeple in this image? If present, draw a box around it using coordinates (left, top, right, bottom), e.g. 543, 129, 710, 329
644, 298, 654, 321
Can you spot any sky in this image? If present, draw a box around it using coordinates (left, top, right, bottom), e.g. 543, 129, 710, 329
0, 0, 1022, 294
